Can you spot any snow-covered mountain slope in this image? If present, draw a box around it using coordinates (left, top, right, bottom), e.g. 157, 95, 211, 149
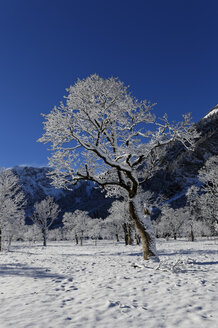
12, 166, 64, 199
204, 104, 218, 119
142, 106, 218, 208
12, 166, 113, 225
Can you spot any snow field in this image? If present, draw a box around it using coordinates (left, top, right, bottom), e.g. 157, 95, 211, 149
0, 239, 218, 328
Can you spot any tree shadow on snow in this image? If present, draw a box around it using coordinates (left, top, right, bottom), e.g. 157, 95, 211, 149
0, 263, 66, 279
159, 249, 218, 257
7, 250, 45, 256
59, 251, 143, 257
127, 252, 143, 256
190, 260, 218, 266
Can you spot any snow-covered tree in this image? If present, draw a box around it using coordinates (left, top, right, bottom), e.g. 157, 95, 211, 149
87, 218, 103, 245
39, 74, 197, 260
181, 217, 211, 239
180, 156, 218, 238
198, 156, 218, 231
156, 205, 185, 239
105, 200, 134, 244
63, 210, 90, 245
31, 196, 60, 246
184, 185, 212, 241
23, 224, 41, 244
156, 201, 211, 240
3, 213, 25, 250
63, 211, 79, 243
48, 227, 63, 241
0, 168, 25, 251
105, 214, 123, 242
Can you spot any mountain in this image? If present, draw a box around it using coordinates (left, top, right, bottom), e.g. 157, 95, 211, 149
12, 166, 113, 226
12, 105, 218, 223
142, 104, 218, 208
204, 104, 218, 119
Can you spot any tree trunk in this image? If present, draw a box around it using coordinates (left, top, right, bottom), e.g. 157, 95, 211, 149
80, 231, 84, 246
129, 197, 158, 260
123, 223, 128, 245
0, 228, 2, 252
43, 230, 47, 246
135, 233, 141, 245
75, 233, 79, 245
8, 235, 13, 251
127, 223, 133, 245
190, 227, 194, 242
115, 233, 119, 242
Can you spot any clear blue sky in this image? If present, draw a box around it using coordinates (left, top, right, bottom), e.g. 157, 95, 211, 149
1, 0, 218, 168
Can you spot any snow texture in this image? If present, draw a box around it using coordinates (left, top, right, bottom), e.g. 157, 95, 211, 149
1, 239, 218, 328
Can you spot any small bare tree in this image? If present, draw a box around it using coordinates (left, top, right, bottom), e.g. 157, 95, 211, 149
39, 74, 198, 260
31, 196, 60, 246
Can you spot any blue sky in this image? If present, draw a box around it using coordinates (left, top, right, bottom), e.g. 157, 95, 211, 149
1, 0, 218, 168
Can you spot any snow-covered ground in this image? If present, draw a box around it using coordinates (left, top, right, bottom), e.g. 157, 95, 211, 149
0, 239, 218, 328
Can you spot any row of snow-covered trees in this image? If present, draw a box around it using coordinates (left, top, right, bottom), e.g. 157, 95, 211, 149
0, 167, 138, 249
60, 156, 218, 242
155, 156, 218, 241
0, 155, 217, 250
61, 201, 140, 246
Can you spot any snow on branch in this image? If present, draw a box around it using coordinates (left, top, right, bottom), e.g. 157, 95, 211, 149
39, 75, 198, 193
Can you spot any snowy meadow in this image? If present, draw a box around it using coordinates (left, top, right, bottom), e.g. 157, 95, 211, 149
1, 239, 218, 328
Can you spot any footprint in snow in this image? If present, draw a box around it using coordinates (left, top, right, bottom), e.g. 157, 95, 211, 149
107, 300, 120, 308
